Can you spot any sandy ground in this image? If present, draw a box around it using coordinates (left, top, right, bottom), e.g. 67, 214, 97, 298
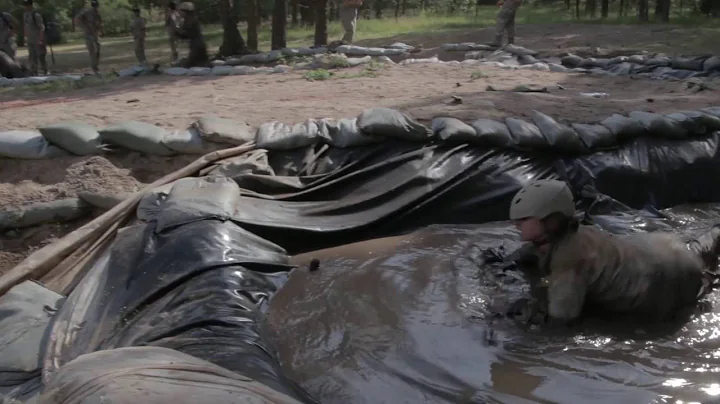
2, 52, 720, 275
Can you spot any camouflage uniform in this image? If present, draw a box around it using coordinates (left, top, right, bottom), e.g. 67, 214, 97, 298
165, 6, 179, 62
492, 0, 521, 46
0, 11, 18, 60
536, 226, 706, 322
339, 0, 362, 43
131, 11, 147, 65
23, 8, 47, 75
174, 3, 208, 68
76, 6, 102, 73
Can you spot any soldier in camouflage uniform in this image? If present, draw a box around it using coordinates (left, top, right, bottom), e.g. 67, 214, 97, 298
75, 0, 103, 74
23, 0, 47, 75
489, 0, 521, 47
131, 7, 147, 65
174, 2, 208, 68
0, 11, 19, 60
339, 0, 362, 43
165, 1, 179, 63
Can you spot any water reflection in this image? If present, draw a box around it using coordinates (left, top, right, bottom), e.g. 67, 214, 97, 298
267, 221, 720, 404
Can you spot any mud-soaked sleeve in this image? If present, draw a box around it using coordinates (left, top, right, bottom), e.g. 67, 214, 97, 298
547, 268, 587, 321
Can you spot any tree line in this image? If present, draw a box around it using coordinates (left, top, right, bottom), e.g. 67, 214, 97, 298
2, 0, 717, 50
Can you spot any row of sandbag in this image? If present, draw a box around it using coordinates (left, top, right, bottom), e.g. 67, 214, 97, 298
562, 54, 720, 72
4, 106, 720, 159
220, 43, 412, 66
0, 74, 83, 88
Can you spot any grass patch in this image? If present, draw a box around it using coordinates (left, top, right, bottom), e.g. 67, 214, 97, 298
303, 68, 334, 81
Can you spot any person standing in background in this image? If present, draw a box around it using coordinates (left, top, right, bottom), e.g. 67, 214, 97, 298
165, 1, 179, 63
131, 7, 147, 65
174, 2, 208, 67
339, 0, 362, 43
489, 0, 521, 47
23, 0, 47, 75
0, 10, 19, 60
75, 0, 103, 74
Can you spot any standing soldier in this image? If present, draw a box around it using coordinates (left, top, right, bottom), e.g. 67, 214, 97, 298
0, 10, 19, 60
131, 7, 147, 65
339, 0, 362, 44
174, 2, 208, 68
75, 0, 103, 74
23, 0, 47, 75
165, 1, 179, 63
490, 0, 522, 47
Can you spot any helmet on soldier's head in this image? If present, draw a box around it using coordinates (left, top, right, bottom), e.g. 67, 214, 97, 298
509, 179, 575, 221
90, 0, 99, 6
177, 1, 195, 11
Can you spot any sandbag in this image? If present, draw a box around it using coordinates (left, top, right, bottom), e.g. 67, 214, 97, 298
531, 111, 588, 153
645, 56, 671, 66
431, 117, 477, 143
571, 123, 617, 149
318, 118, 381, 148
163, 67, 188, 76
505, 117, 547, 149
137, 182, 175, 222
0, 130, 70, 159
155, 176, 241, 232
203, 149, 276, 178
469, 119, 513, 147
703, 56, 720, 72
188, 67, 212, 76
673, 110, 720, 134
702, 107, 720, 119
0, 281, 62, 391
38, 122, 103, 156
607, 62, 634, 75
561, 54, 583, 68
35, 347, 305, 404
99, 121, 175, 156
256, 120, 321, 150
356, 107, 432, 142
517, 54, 540, 65
503, 44, 537, 56
627, 55, 646, 64
161, 128, 227, 154
600, 114, 647, 141
0, 198, 92, 229
628, 111, 687, 139
192, 116, 255, 145
670, 57, 707, 71
211, 65, 233, 76
77, 191, 131, 210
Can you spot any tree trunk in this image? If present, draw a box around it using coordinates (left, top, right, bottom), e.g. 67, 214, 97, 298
654, 0, 670, 21
247, 0, 259, 52
402, 0, 407, 15
272, 0, 287, 49
291, 0, 299, 25
601, 0, 609, 17
219, 0, 248, 57
314, 0, 328, 46
329, 0, 337, 21
300, 1, 315, 26
374, 0, 384, 18
585, 0, 597, 17
575, 0, 580, 18
638, 0, 649, 20
395, 0, 401, 17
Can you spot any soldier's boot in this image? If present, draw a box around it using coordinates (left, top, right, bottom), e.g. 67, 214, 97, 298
487, 35, 503, 48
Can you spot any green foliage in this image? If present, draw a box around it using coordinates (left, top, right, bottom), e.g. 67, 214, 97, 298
303, 68, 333, 80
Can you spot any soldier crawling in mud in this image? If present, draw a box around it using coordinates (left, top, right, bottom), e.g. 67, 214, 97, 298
489, 0, 522, 47
506, 179, 720, 326
173, 2, 208, 68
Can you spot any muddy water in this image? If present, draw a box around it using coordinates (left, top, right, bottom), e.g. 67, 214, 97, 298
266, 223, 720, 404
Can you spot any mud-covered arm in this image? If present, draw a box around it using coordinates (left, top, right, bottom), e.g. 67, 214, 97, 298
546, 269, 587, 324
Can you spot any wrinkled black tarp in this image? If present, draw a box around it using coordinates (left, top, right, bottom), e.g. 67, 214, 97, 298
44, 183, 316, 403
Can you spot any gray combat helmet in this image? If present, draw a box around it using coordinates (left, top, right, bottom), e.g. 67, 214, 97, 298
177, 1, 195, 11
509, 179, 575, 220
